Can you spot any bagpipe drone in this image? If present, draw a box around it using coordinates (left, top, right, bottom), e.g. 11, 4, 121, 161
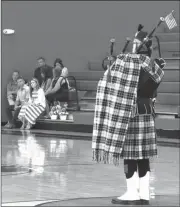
102, 10, 178, 72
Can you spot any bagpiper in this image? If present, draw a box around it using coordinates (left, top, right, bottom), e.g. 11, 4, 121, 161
92, 24, 165, 205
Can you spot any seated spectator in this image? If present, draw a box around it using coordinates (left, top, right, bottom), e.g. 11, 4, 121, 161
4, 76, 30, 129
45, 66, 69, 106
18, 78, 46, 130
53, 58, 70, 88
54, 58, 69, 78
34, 57, 53, 87
4, 70, 20, 128
41, 70, 52, 93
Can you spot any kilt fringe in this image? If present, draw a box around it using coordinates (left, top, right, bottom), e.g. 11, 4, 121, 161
92, 149, 122, 166
92, 149, 158, 165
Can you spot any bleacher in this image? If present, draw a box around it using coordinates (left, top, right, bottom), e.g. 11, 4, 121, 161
71, 25, 179, 115
16, 24, 179, 137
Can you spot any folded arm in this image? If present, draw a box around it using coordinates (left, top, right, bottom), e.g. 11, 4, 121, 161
14, 98, 21, 109
45, 80, 53, 95
46, 77, 64, 95
24, 87, 30, 103
44, 78, 52, 92
37, 89, 46, 107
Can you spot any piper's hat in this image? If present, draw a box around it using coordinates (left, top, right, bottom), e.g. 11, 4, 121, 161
135, 24, 148, 42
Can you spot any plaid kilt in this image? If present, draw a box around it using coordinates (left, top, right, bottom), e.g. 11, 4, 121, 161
92, 53, 164, 165
121, 114, 157, 159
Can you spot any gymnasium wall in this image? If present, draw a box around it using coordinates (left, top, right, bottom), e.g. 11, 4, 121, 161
1, 1, 179, 121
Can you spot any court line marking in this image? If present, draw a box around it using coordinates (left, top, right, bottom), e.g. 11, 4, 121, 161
32, 194, 180, 206
1, 200, 59, 206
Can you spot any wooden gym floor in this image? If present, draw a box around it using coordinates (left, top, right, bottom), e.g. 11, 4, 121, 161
1, 130, 179, 206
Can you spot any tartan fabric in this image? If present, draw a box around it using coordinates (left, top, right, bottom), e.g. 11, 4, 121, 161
92, 53, 164, 165
121, 114, 157, 159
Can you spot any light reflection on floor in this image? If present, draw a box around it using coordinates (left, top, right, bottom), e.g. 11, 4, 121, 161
1, 130, 179, 205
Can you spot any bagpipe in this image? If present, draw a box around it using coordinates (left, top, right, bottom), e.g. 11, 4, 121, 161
102, 38, 116, 71
102, 10, 177, 71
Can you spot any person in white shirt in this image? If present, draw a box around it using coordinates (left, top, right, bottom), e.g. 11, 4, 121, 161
18, 78, 46, 130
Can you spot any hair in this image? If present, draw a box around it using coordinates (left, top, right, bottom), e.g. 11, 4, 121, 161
54, 58, 64, 68
11, 70, 20, 81
17, 76, 25, 81
12, 70, 20, 74
37, 57, 46, 62
53, 67, 62, 79
30, 78, 40, 98
41, 69, 49, 81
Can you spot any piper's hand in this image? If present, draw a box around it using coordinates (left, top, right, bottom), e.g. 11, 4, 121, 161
154, 58, 166, 69
144, 37, 149, 42
152, 98, 156, 107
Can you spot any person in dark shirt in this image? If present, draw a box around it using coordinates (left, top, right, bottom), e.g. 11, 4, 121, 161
45, 67, 69, 106
34, 57, 53, 86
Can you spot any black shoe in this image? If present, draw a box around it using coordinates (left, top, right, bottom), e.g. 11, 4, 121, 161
3, 122, 10, 128
111, 197, 142, 205
140, 199, 150, 205
6, 124, 15, 129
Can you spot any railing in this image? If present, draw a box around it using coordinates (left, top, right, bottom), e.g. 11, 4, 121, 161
62, 75, 81, 111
